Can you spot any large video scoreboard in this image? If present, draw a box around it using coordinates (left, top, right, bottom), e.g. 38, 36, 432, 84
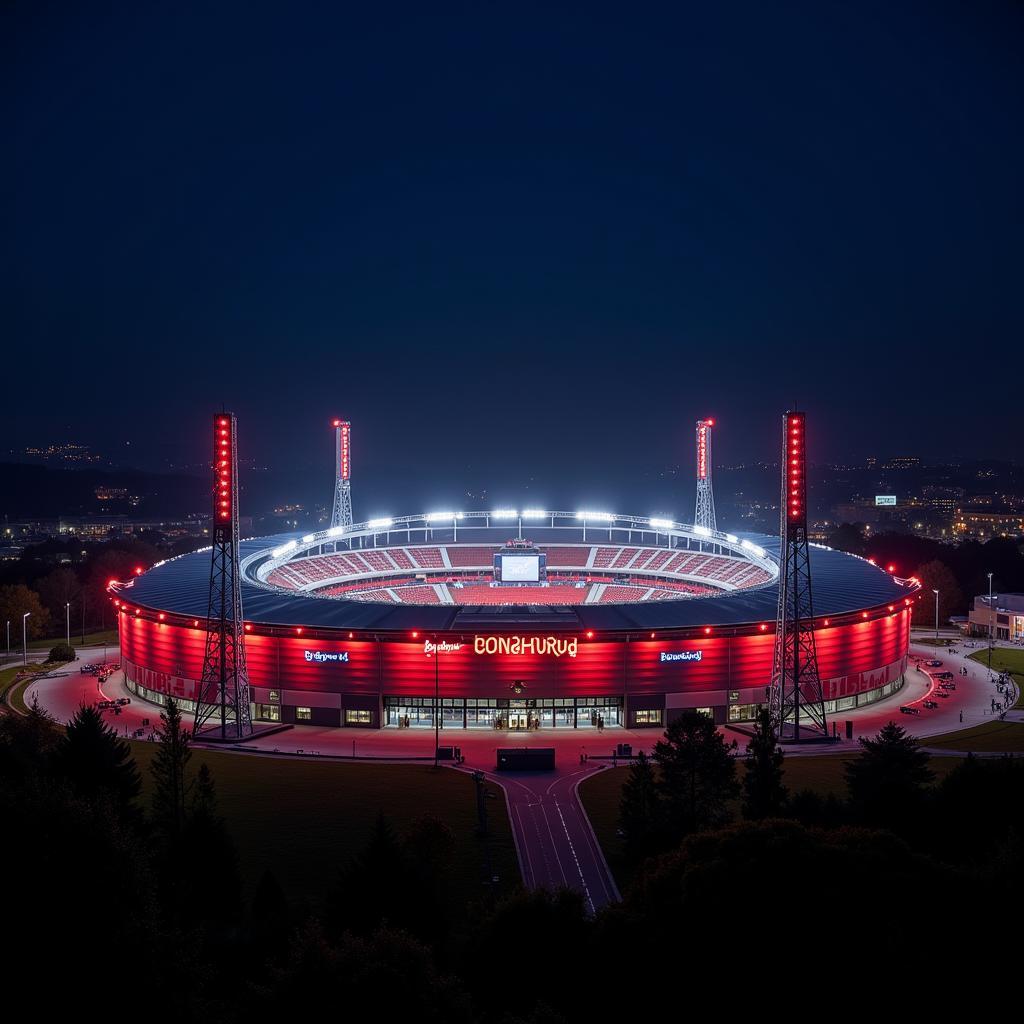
494, 546, 547, 584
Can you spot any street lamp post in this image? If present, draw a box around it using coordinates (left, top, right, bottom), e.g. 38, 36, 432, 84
932, 589, 940, 643
987, 572, 995, 677
65, 601, 71, 647
5, 619, 9, 660
433, 634, 440, 768
22, 612, 30, 667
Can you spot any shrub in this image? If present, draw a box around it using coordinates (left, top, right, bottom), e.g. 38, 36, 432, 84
49, 643, 76, 663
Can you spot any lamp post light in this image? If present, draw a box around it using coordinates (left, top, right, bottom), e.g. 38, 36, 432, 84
932, 589, 939, 643
987, 572, 995, 678
432, 634, 440, 768
22, 611, 30, 667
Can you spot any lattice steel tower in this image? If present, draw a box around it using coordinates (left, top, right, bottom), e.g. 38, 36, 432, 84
331, 419, 353, 531
194, 412, 253, 740
694, 419, 717, 532
767, 411, 828, 741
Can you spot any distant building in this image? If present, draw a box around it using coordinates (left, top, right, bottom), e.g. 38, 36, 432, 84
966, 593, 1024, 641
95, 486, 128, 501
952, 512, 1024, 540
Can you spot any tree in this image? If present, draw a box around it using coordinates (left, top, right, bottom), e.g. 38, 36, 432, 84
910, 559, 963, 628
325, 813, 410, 939
35, 566, 81, 626
52, 704, 141, 817
652, 711, 738, 841
827, 522, 867, 555
844, 721, 934, 830
150, 698, 192, 839
741, 707, 787, 819
618, 751, 664, 860
0, 694, 61, 782
0, 584, 50, 639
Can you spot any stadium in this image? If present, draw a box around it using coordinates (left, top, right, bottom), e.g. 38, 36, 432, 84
113, 508, 918, 731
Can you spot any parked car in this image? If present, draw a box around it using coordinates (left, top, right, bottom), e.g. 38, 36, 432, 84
97, 700, 115, 710
934, 690, 951, 698
935, 671, 954, 680
923, 700, 939, 709
939, 681, 956, 691
899, 705, 920, 715
80, 665, 94, 674
926, 659, 943, 667
115, 697, 130, 706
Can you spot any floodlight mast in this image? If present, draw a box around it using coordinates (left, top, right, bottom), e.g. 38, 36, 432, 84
767, 410, 828, 741
194, 412, 253, 740
694, 419, 717, 533
331, 419, 353, 531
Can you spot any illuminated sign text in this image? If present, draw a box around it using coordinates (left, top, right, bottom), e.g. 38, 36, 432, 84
474, 635, 578, 658
660, 650, 703, 663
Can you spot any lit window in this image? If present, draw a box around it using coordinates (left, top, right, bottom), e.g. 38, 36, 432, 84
296, 707, 312, 722
345, 709, 372, 725
633, 709, 663, 725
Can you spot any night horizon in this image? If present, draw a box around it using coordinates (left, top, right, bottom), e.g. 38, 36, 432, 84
5, 2, 1023, 479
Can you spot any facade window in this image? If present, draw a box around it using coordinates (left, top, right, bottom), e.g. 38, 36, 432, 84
296, 707, 312, 721
695, 707, 713, 719
633, 709, 663, 725
257, 704, 281, 722
345, 709, 372, 725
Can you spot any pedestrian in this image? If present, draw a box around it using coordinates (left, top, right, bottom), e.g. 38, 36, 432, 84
959, 710, 963, 723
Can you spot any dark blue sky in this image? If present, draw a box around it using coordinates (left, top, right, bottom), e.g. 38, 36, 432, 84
4, 2, 1022, 492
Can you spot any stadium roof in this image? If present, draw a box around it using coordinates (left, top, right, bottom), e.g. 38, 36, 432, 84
122, 533, 916, 632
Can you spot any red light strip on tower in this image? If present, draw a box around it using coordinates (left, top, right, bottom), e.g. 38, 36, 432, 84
215, 414, 233, 522
787, 411, 805, 525
696, 421, 710, 480
340, 420, 351, 481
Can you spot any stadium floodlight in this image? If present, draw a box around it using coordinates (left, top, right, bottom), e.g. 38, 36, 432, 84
648, 518, 674, 530
521, 508, 546, 519
692, 524, 712, 537
326, 525, 345, 538
725, 533, 739, 543
367, 517, 393, 530
301, 534, 316, 544
576, 510, 614, 521
491, 509, 518, 518
741, 539, 766, 557
271, 539, 297, 558
426, 511, 461, 522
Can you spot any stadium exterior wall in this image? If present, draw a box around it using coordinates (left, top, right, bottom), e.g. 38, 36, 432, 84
118, 603, 911, 729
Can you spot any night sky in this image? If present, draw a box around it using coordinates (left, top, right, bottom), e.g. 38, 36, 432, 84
5, 3, 1022, 506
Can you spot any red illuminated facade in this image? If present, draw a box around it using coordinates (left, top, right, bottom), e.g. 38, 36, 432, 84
118, 600, 912, 730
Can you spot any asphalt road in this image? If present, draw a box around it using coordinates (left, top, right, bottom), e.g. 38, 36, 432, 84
468, 763, 620, 915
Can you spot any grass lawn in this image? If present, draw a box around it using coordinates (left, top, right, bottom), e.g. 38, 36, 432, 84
968, 647, 1024, 709
921, 720, 1024, 753
914, 637, 956, 647
581, 753, 965, 892
129, 744, 519, 912
0, 662, 54, 714
28, 629, 118, 651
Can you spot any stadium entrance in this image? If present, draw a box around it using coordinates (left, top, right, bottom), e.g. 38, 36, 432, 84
383, 696, 622, 729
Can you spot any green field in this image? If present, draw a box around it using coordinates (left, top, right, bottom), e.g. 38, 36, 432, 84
27, 629, 118, 651
922, 720, 1024, 752
129, 744, 519, 910
580, 754, 965, 890
968, 647, 1024, 708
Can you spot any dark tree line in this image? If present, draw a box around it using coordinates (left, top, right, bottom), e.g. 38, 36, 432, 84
3, 697, 1021, 1020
